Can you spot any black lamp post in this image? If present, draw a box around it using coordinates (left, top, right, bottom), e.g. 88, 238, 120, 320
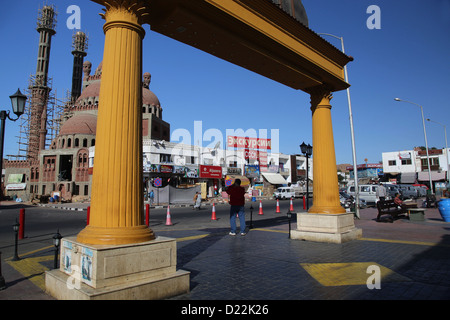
0, 89, 27, 199
53, 230, 62, 269
300, 142, 313, 210
12, 220, 20, 261
287, 209, 292, 239
0, 251, 6, 290
249, 205, 254, 229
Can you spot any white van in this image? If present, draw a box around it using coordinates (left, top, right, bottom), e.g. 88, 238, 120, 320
274, 187, 296, 200
347, 184, 379, 205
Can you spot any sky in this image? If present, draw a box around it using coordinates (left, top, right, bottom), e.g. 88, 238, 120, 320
0, 0, 449, 166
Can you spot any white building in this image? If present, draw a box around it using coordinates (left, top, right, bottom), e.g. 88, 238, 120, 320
382, 148, 449, 191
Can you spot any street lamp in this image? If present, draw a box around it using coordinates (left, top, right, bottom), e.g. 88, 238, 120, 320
287, 209, 292, 239
0, 251, 6, 290
53, 230, 62, 269
300, 142, 312, 210
12, 220, 20, 261
426, 118, 449, 188
0, 89, 27, 199
394, 98, 433, 193
318, 33, 359, 219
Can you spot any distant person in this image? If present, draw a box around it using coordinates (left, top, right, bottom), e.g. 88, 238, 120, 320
394, 193, 404, 207
376, 183, 387, 202
193, 192, 201, 210
148, 190, 154, 206
226, 179, 246, 236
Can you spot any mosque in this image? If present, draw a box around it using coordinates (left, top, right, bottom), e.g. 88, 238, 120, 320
2, 1, 312, 203
2, 5, 170, 202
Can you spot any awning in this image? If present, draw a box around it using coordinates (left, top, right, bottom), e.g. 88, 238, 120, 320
400, 172, 416, 183
418, 171, 446, 181
261, 172, 288, 185
225, 175, 250, 187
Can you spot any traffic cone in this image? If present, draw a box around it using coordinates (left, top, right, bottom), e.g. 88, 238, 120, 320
211, 203, 217, 221
259, 200, 264, 215
276, 199, 281, 213
165, 206, 172, 226
290, 198, 294, 211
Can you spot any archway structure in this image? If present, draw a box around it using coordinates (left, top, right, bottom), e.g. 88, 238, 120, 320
76, 0, 359, 245
45, 0, 361, 300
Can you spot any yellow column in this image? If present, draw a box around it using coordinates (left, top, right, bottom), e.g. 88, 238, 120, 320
308, 87, 346, 215
77, 1, 154, 245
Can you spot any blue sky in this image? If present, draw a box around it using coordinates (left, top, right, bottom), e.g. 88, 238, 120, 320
1, 0, 449, 165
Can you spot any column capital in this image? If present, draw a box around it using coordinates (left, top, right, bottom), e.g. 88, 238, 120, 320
95, 0, 150, 26
307, 86, 333, 111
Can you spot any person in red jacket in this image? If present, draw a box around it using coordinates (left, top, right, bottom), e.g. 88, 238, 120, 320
226, 179, 246, 236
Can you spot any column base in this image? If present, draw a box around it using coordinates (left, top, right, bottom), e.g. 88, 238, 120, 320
291, 213, 362, 244
76, 225, 156, 246
45, 236, 189, 300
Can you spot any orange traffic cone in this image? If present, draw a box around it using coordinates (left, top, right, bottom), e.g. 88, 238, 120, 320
211, 203, 217, 221
259, 200, 264, 215
276, 199, 281, 213
165, 206, 173, 226
290, 198, 294, 211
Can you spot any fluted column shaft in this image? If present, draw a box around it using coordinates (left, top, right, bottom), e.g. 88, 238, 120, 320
77, 1, 154, 245
308, 88, 345, 215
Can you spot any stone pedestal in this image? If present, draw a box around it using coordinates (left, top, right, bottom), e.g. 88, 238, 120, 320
45, 236, 189, 300
291, 213, 362, 244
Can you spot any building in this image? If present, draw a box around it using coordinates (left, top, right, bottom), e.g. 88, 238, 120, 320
382, 147, 449, 192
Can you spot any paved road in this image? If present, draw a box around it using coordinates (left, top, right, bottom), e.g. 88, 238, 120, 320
1, 198, 450, 308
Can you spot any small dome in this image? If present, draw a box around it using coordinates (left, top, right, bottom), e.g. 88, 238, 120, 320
143, 88, 160, 107
59, 113, 97, 136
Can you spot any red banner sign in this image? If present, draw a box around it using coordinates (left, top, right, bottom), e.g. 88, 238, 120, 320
199, 165, 222, 178
227, 136, 271, 150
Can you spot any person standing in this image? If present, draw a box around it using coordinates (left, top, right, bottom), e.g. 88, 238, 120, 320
148, 190, 154, 206
193, 192, 202, 210
226, 179, 246, 236
376, 182, 387, 202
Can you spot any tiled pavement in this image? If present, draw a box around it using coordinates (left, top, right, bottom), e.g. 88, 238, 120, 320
1, 202, 450, 302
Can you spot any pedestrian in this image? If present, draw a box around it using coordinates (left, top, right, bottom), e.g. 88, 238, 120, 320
193, 192, 201, 210
376, 182, 387, 202
148, 189, 154, 206
226, 179, 246, 236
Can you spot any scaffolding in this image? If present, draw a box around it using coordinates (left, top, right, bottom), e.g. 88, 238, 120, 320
8, 75, 64, 160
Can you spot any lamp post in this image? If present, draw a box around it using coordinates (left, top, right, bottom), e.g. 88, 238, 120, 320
287, 209, 292, 239
0, 251, 6, 290
394, 98, 433, 193
318, 33, 359, 218
53, 230, 62, 269
249, 205, 254, 229
0, 89, 27, 199
12, 220, 20, 261
300, 142, 312, 210
426, 118, 449, 188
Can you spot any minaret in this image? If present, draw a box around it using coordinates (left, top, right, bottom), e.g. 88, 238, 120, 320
28, 5, 57, 161
71, 31, 88, 103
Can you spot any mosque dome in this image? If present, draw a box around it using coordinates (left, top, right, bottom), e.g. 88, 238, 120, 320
75, 81, 160, 107
59, 113, 97, 136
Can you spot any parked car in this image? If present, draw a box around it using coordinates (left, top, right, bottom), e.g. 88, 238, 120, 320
383, 184, 402, 199
347, 184, 378, 205
397, 184, 419, 199
274, 187, 296, 200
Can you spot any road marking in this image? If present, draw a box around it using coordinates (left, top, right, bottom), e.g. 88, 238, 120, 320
7, 255, 53, 291
300, 262, 411, 287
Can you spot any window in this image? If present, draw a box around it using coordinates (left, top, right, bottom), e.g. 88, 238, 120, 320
401, 159, 412, 165
388, 160, 396, 166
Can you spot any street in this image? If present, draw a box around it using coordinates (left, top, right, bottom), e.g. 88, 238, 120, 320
0, 198, 304, 261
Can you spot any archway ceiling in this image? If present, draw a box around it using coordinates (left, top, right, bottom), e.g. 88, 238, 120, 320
94, 0, 352, 92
